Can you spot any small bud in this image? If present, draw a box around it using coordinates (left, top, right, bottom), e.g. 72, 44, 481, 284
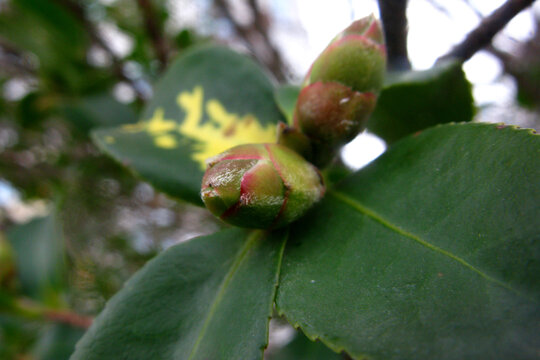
201, 143, 325, 229
292, 16, 386, 167
293, 81, 376, 166
306, 15, 386, 94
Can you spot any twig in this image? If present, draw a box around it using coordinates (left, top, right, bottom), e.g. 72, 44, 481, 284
377, 0, 411, 71
214, 0, 255, 52
426, 0, 452, 19
51, 0, 148, 101
44, 309, 93, 329
439, 0, 535, 62
460, 0, 485, 20
214, 0, 287, 82
247, 0, 287, 81
136, 0, 169, 71
12, 297, 93, 329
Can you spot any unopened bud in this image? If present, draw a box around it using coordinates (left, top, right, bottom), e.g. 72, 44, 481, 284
292, 15, 386, 167
201, 143, 325, 229
293, 81, 376, 166
306, 15, 386, 93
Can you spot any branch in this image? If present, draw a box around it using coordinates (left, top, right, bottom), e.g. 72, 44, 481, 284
247, 0, 287, 81
51, 0, 148, 101
439, 0, 535, 62
377, 0, 411, 71
214, 0, 287, 82
136, 0, 170, 71
12, 297, 93, 329
44, 309, 93, 329
214, 0, 255, 51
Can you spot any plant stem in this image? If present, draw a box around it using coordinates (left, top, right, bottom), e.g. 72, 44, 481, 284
439, 0, 536, 62
11, 296, 93, 329
377, 0, 411, 71
136, 0, 170, 71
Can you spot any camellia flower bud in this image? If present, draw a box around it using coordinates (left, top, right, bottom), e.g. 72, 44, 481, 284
293, 81, 376, 167
305, 14, 386, 93
201, 143, 325, 229
293, 15, 386, 167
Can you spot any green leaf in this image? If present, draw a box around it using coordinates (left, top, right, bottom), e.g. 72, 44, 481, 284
33, 324, 85, 360
92, 45, 285, 205
0, 313, 39, 359
60, 94, 137, 134
6, 212, 66, 302
276, 123, 540, 359
71, 228, 287, 360
274, 85, 300, 124
367, 61, 474, 144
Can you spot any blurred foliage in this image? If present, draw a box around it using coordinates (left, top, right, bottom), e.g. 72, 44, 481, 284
0, 0, 221, 358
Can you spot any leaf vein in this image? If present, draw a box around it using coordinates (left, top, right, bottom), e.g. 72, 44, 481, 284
187, 230, 262, 359
329, 190, 535, 303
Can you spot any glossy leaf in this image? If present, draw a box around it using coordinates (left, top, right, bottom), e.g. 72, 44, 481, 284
274, 85, 300, 124
276, 123, 539, 359
71, 228, 287, 360
92, 45, 285, 205
60, 94, 137, 134
6, 212, 66, 301
367, 61, 474, 144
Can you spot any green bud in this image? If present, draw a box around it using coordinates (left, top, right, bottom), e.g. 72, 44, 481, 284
291, 15, 386, 167
306, 15, 386, 94
293, 81, 376, 167
201, 143, 325, 229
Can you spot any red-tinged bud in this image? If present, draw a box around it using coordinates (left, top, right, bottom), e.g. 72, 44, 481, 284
305, 15, 386, 94
340, 14, 384, 44
293, 81, 376, 167
201, 143, 325, 229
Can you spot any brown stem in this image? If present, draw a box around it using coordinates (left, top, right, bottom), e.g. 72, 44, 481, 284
12, 297, 93, 329
439, 0, 535, 62
377, 0, 411, 70
45, 309, 93, 329
247, 0, 287, 81
214, 0, 287, 82
136, 0, 170, 71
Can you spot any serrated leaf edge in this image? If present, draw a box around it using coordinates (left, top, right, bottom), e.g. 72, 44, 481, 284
276, 122, 539, 359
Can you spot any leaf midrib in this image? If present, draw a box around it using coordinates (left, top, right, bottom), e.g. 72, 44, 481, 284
329, 190, 536, 303
187, 230, 262, 359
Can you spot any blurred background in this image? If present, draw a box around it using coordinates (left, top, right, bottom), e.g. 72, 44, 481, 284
0, 0, 539, 358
